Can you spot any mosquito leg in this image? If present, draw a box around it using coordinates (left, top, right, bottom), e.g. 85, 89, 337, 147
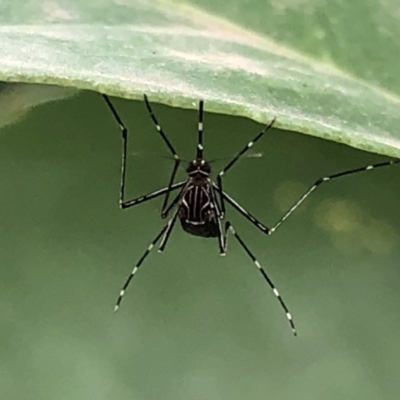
197, 100, 204, 159
144, 94, 181, 214
224, 221, 297, 336
102, 95, 130, 207
217, 156, 400, 237
268, 158, 400, 234
120, 182, 185, 209
158, 208, 180, 252
102, 93, 187, 211
216, 175, 226, 218
216, 118, 276, 218
161, 181, 192, 219
219, 118, 276, 176
210, 186, 226, 255
161, 159, 181, 218
213, 184, 271, 235
114, 223, 169, 311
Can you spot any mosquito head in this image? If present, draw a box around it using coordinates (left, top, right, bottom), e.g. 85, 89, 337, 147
187, 159, 211, 176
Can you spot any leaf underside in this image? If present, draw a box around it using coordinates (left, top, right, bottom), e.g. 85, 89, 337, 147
0, 0, 400, 157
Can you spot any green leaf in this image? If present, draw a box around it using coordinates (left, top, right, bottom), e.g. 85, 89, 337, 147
0, 83, 77, 128
0, 0, 399, 157
2, 92, 400, 399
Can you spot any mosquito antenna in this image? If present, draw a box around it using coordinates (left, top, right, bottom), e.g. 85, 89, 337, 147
197, 100, 204, 159
208, 152, 264, 165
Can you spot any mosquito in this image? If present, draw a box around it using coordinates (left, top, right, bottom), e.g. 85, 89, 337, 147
102, 94, 400, 336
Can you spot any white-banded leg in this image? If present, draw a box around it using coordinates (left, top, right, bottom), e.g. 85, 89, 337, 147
102, 95, 130, 207
158, 208, 180, 252
224, 221, 297, 336
160, 182, 189, 219
213, 183, 271, 235
114, 223, 169, 311
161, 159, 181, 218
197, 100, 204, 159
216, 118, 276, 217
121, 182, 185, 209
211, 186, 226, 255
216, 157, 400, 236
268, 158, 400, 234
102, 94, 183, 210
143, 94, 181, 216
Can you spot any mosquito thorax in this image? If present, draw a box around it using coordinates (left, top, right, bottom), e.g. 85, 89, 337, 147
186, 159, 211, 177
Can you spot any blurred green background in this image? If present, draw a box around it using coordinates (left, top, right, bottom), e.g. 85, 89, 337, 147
0, 92, 399, 399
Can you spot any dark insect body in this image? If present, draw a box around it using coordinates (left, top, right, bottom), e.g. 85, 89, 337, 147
103, 94, 400, 337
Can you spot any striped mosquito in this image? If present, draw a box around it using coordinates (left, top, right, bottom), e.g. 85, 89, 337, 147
103, 94, 400, 337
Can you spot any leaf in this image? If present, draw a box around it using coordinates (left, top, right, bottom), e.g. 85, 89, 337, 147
0, 0, 399, 157
0, 83, 77, 129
